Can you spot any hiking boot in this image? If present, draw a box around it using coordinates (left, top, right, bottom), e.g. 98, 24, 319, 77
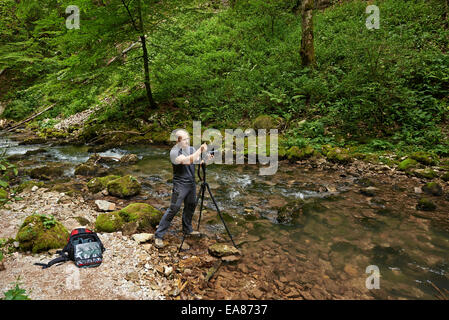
187, 230, 201, 237
154, 237, 164, 248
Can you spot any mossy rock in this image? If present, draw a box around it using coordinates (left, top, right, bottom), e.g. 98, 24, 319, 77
441, 172, 449, 182
75, 154, 107, 177
326, 147, 351, 164
286, 145, 314, 162
422, 182, 443, 196
29, 165, 65, 180
16, 215, 68, 253
95, 211, 124, 233
0, 188, 8, 203
95, 203, 162, 233
107, 175, 141, 198
409, 151, 438, 166
117, 203, 162, 229
252, 115, 277, 130
277, 199, 304, 224
411, 168, 437, 179
15, 181, 45, 194
398, 158, 418, 171
87, 175, 121, 193
416, 198, 436, 211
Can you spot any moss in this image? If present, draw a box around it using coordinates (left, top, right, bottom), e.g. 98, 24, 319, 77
398, 158, 418, 171
16, 215, 68, 253
95, 203, 162, 233
422, 182, 443, 196
286, 145, 314, 162
253, 115, 277, 130
326, 147, 351, 164
107, 175, 141, 198
118, 203, 162, 229
95, 211, 124, 233
15, 181, 45, 194
411, 168, 437, 179
416, 198, 436, 211
410, 151, 438, 166
29, 165, 65, 180
441, 172, 449, 182
87, 175, 121, 193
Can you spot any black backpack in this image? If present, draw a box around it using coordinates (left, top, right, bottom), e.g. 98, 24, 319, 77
35, 228, 106, 269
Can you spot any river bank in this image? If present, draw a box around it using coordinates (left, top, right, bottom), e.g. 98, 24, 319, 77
1, 127, 449, 300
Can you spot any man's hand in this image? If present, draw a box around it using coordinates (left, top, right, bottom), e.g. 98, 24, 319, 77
200, 143, 208, 152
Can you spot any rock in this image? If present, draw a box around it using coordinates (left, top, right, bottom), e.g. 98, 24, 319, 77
164, 266, 173, 276
95, 200, 116, 211
398, 158, 418, 171
29, 165, 65, 180
107, 175, 141, 198
221, 255, 241, 263
16, 214, 69, 253
411, 168, 437, 179
344, 264, 358, 277
251, 288, 264, 299
181, 242, 190, 250
31, 186, 39, 192
95, 203, 162, 233
286, 145, 315, 162
416, 198, 436, 211
208, 243, 241, 257
120, 154, 139, 164
142, 244, 153, 251
414, 187, 422, 194
132, 233, 154, 244
87, 175, 121, 193
95, 211, 124, 233
74, 154, 109, 177
326, 147, 351, 164
409, 151, 438, 166
277, 199, 304, 224
13, 241, 19, 248
252, 114, 279, 130
360, 187, 378, 197
422, 182, 443, 196
441, 172, 449, 182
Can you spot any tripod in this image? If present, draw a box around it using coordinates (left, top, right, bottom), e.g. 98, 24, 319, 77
178, 150, 237, 253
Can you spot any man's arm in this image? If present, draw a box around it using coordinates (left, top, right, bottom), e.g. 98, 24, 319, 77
175, 143, 207, 164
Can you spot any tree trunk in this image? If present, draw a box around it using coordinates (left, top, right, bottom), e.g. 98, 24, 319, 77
300, 0, 316, 67
137, 0, 157, 109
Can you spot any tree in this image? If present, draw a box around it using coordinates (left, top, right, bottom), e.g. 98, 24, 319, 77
300, 0, 316, 67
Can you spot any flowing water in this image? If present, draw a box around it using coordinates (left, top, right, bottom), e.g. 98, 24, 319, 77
2, 133, 448, 299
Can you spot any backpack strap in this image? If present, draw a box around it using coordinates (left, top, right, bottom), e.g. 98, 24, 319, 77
34, 252, 70, 269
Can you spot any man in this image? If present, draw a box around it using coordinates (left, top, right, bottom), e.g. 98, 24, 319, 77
154, 129, 210, 248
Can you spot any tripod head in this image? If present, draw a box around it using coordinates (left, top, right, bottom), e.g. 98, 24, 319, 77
197, 147, 217, 182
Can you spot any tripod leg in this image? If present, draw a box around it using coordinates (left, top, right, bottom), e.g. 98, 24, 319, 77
178, 232, 187, 253
196, 183, 206, 231
205, 183, 237, 248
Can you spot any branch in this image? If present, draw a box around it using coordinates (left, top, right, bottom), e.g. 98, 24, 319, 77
121, 0, 140, 32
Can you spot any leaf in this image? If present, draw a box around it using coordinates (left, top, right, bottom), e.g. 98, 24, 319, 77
0, 180, 8, 188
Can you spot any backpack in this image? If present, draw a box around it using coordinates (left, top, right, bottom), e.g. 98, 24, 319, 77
34, 228, 106, 269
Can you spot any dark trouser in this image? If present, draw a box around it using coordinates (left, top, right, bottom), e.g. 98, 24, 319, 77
155, 181, 196, 239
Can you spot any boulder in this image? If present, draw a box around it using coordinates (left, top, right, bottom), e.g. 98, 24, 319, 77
74, 154, 109, 177
95, 211, 124, 233
16, 214, 69, 253
409, 151, 438, 166
422, 182, 443, 196
416, 198, 436, 211
94, 203, 162, 233
120, 154, 139, 164
286, 145, 315, 162
29, 165, 65, 180
94, 200, 116, 211
398, 158, 417, 171
411, 168, 437, 179
131, 233, 154, 244
208, 243, 241, 257
87, 175, 121, 193
326, 147, 351, 164
107, 175, 141, 198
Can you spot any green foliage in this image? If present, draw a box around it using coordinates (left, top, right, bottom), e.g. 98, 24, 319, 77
2, 278, 31, 300
1, 0, 448, 155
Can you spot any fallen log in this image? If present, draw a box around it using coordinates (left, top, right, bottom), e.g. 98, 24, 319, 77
5, 104, 56, 132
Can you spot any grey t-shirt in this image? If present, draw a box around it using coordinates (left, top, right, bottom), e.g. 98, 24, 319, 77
170, 145, 196, 184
